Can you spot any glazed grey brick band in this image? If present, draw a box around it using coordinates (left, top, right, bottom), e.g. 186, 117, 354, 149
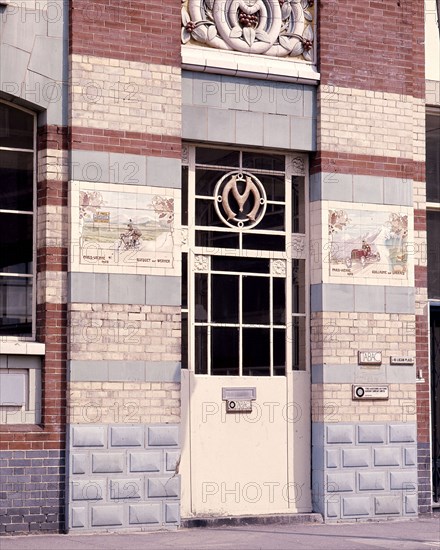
69, 361, 180, 383
69, 273, 180, 306
311, 364, 416, 384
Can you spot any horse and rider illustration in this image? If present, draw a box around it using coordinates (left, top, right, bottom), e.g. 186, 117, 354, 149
119, 219, 142, 250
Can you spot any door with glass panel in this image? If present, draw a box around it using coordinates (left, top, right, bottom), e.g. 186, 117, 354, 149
180, 146, 311, 516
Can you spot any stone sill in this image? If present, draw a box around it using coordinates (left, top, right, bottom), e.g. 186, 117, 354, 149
0, 341, 45, 355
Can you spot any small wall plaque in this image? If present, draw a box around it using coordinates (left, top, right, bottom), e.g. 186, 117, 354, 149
352, 385, 389, 400
225, 400, 253, 413
358, 350, 382, 366
390, 356, 414, 365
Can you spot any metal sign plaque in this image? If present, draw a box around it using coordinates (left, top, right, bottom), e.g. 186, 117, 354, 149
390, 356, 415, 365
226, 399, 252, 413
358, 350, 382, 366
352, 385, 389, 400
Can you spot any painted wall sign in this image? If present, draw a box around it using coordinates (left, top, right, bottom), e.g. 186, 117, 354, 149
358, 350, 382, 365
352, 385, 389, 400
390, 356, 415, 365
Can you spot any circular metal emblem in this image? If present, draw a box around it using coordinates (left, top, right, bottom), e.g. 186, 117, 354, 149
214, 171, 267, 229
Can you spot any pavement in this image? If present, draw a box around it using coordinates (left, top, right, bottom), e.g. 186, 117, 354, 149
1, 517, 440, 550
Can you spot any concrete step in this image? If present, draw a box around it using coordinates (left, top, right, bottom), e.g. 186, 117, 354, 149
181, 513, 323, 529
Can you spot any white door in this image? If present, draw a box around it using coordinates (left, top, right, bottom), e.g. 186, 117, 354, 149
180, 146, 311, 516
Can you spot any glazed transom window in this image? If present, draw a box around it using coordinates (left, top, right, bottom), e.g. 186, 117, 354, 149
0, 101, 35, 337
181, 146, 308, 376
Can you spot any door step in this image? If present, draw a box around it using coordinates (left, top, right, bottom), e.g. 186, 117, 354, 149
181, 513, 323, 529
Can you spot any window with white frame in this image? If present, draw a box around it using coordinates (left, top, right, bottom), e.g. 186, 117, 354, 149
0, 100, 35, 337
181, 145, 308, 375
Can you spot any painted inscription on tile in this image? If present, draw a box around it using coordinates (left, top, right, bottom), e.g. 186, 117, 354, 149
328, 209, 408, 279
79, 189, 174, 268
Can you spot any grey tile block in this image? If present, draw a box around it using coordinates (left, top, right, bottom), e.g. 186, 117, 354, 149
108, 361, 145, 382
276, 83, 304, 116
70, 151, 110, 183
147, 476, 180, 498
110, 426, 143, 447
310, 284, 323, 312
326, 473, 355, 492
219, 76, 249, 110
290, 116, 316, 151
353, 175, 384, 204
7, 355, 41, 369
374, 448, 401, 467
1, 9, 47, 53
192, 73, 222, 107
129, 503, 162, 524
358, 425, 386, 444
71, 507, 87, 528
326, 425, 354, 445
182, 74, 193, 105
71, 479, 105, 501
166, 451, 180, 472
385, 287, 415, 314
312, 422, 325, 446
109, 153, 147, 186
110, 478, 142, 500
322, 172, 353, 202
323, 284, 355, 312
303, 86, 317, 118
182, 105, 208, 140
146, 157, 181, 189
148, 426, 179, 447
91, 505, 123, 527
70, 361, 109, 382
358, 472, 386, 491
404, 494, 418, 514
389, 424, 416, 443
250, 81, 278, 114
326, 450, 339, 469
404, 447, 417, 466
92, 453, 124, 474
235, 111, 264, 146
69, 272, 109, 304
390, 471, 417, 491
309, 173, 321, 202
29, 36, 64, 81
144, 362, 181, 383
342, 496, 370, 516
72, 426, 105, 448
374, 495, 401, 515
384, 177, 413, 206
130, 452, 162, 473
207, 108, 235, 143
108, 274, 146, 305
354, 285, 385, 313
165, 502, 180, 524
72, 454, 87, 475
263, 114, 290, 149
145, 276, 180, 306
342, 449, 370, 468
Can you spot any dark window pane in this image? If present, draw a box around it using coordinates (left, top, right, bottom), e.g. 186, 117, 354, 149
196, 199, 223, 227
182, 253, 188, 309
181, 312, 188, 369
212, 274, 238, 323
242, 328, 270, 376
196, 148, 239, 168
292, 316, 306, 371
292, 260, 306, 314
242, 152, 285, 172
0, 213, 33, 274
273, 329, 286, 376
196, 231, 239, 249
0, 150, 33, 211
428, 211, 440, 299
273, 277, 286, 324
195, 273, 208, 322
211, 327, 239, 375
260, 174, 285, 201
195, 325, 208, 374
181, 166, 188, 225
0, 103, 33, 149
242, 234, 285, 251
257, 203, 285, 232
292, 176, 305, 233
0, 276, 32, 336
195, 169, 226, 196
242, 276, 269, 324
426, 113, 440, 203
211, 256, 269, 274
